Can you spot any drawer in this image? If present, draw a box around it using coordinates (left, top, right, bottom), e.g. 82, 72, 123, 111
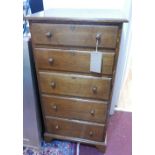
35, 48, 115, 75
39, 72, 111, 100
45, 117, 105, 141
31, 23, 118, 48
42, 95, 108, 123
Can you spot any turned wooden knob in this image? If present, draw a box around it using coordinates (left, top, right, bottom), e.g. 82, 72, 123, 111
45, 32, 52, 38
92, 86, 97, 93
52, 104, 57, 111
50, 81, 56, 88
48, 58, 54, 64
55, 125, 59, 130
89, 131, 93, 136
90, 109, 95, 116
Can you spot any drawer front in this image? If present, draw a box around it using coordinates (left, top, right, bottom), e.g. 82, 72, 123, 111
42, 95, 108, 123
45, 117, 105, 141
39, 72, 111, 100
35, 48, 115, 75
31, 23, 118, 48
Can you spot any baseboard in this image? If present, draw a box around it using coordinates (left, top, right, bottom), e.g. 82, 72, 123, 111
23, 144, 41, 151
115, 107, 132, 113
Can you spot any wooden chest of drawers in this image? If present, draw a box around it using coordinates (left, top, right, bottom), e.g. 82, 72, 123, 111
26, 9, 127, 153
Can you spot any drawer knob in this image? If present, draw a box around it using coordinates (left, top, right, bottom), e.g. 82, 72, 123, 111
92, 86, 97, 94
48, 58, 54, 64
89, 131, 93, 137
90, 109, 95, 116
52, 104, 57, 111
55, 125, 59, 130
45, 32, 52, 38
50, 81, 56, 88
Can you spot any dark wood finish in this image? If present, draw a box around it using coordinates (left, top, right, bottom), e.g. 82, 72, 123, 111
44, 132, 106, 146
31, 23, 118, 48
39, 72, 111, 100
44, 132, 106, 153
96, 133, 107, 152
25, 8, 128, 23
26, 8, 127, 153
45, 116, 105, 142
96, 144, 106, 152
35, 48, 115, 75
42, 94, 108, 123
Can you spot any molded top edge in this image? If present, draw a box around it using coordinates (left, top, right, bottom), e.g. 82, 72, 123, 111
25, 8, 128, 23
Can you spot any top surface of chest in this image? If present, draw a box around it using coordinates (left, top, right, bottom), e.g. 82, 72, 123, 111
26, 9, 128, 50
25, 8, 128, 23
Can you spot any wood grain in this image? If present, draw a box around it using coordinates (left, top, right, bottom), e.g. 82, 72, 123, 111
26, 9, 126, 152
34, 48, 115, 75
42, 94, 108, 123
31, 23, 118, 48
39, 71, 111, 100
25, 8, 128, 23
44, 132, 106, 146
45, 116, 105, 142
44, 132, 106, 153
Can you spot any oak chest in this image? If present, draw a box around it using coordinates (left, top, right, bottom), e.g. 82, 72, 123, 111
26, 9, 127, 153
